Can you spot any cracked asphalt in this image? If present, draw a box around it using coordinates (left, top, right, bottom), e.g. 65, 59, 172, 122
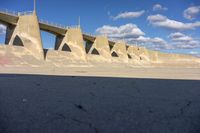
0, 74, 200, 133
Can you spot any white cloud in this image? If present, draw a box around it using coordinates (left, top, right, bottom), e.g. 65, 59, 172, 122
112, 10, 145, 20
153, 4, 168, 11
169, 32, 200, 49
96, 23, 200, 51
96, 23, 170, 50
169, 32, 193, 41
96, 23, 145, 39
147, 14, 200, 30
127, 36, 170, 50
0, 24, 6, 35
183, 6, 200, 20
189, 51, 200, 57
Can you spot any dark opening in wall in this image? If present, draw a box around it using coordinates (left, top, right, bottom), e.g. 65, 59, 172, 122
112, 51, 119, 57
62, 43, 71, 52
109, 44, 114, 50
128, 54, 132, 59
84, 40, 93, 53
91, 48, 100, 55
43, 49, 49, 60
13, 35, 24, 46
140, 57, 142, 60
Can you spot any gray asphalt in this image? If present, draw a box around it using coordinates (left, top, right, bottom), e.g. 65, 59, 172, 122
0, 74, 200, 133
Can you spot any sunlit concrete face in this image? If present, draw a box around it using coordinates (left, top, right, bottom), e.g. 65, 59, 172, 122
110, 42, 129, 63
86, 36, 112, 63
0, 10, 200, 69
6, 13, 44, 60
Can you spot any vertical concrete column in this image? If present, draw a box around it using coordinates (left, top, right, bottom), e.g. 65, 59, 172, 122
147, 50, 159, 63
137, 47, 150, 61
88, 36, 111, 60
55, 28, 86, 61
110, 42, 128, 63
127, 45, 140, 60
7, 12, 44, 60
5, 24, 15, 45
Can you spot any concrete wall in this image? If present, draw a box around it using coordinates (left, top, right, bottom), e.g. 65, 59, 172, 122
45, 49, 87, 67
86, 36, 111, 63
127, 45, 151, 65
55, 28, 86, 62
0, 45, 42, 67
147, 50, 200, 67
6, 13, 44, 60
110, 42, 128, 63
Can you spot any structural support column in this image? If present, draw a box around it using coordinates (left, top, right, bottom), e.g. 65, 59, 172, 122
55, 28, 86, 61
127, 45, 140, 61
7, 12, 44, 60
110, 41, 128, 63
87, 36, 111, 62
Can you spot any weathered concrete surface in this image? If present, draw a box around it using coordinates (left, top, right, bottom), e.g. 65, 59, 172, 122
6, 13, 44, 60
45, 49, 87, 67
127, 46, 150, 65
147, 50, 200, 67
55, 28, 86, 62
0, 11, 200, 70
0, 45, 43, 67
0, 12, 18, 25
110, 42, 129, 63
0, 74, 200, 133
86, 36, 111, 63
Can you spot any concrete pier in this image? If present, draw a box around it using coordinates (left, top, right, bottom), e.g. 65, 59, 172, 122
6, 12, 44, 60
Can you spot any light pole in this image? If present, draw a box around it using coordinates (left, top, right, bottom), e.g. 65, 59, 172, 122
33, 0, 36, 13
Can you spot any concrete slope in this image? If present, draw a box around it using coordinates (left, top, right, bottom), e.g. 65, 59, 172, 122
0, 45, 43, 67
110, 42, 129, 63
86, 36, 112, 63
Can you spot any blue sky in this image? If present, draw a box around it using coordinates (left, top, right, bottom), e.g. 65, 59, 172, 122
0, 0, 200, 56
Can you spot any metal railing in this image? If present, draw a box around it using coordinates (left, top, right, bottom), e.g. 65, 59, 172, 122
83, 32, 95, 37
0, 9, 34, 16
40, 19, 67, 29
0, 9, 99, 39
18, 11, 34, 16
0, 9, 18, 16
40, 19, 80, 30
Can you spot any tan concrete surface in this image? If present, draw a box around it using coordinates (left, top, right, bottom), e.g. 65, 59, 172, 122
6, 13, 44, 60
86, 36, 111, 63
55, 28, 86, 62
110, 41, 129, 63
0, 11, 200, 80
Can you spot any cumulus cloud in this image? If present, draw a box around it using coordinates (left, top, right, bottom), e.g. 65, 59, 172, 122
183, 6, 200, 20
0, 24, 6, 35
189, 51, 200, 57
96, 23, 145, 39
169, 32, 193, 41
111, 10, 145, 20
147, 14, 200, 30
153, 4, 168, 11
96, 23, 170, 50
169, 32, 200, 49
96, 24, 200, 51
127, 36, 169, 50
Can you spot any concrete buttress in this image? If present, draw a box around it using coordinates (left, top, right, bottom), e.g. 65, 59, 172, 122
55, 28, 86, 61
87, 36, 111, 62
110, 42, 128, 63
6, 12, 44, 60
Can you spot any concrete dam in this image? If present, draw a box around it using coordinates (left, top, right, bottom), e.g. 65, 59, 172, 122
1, 7, 200, 133
0, 9, 200, 79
